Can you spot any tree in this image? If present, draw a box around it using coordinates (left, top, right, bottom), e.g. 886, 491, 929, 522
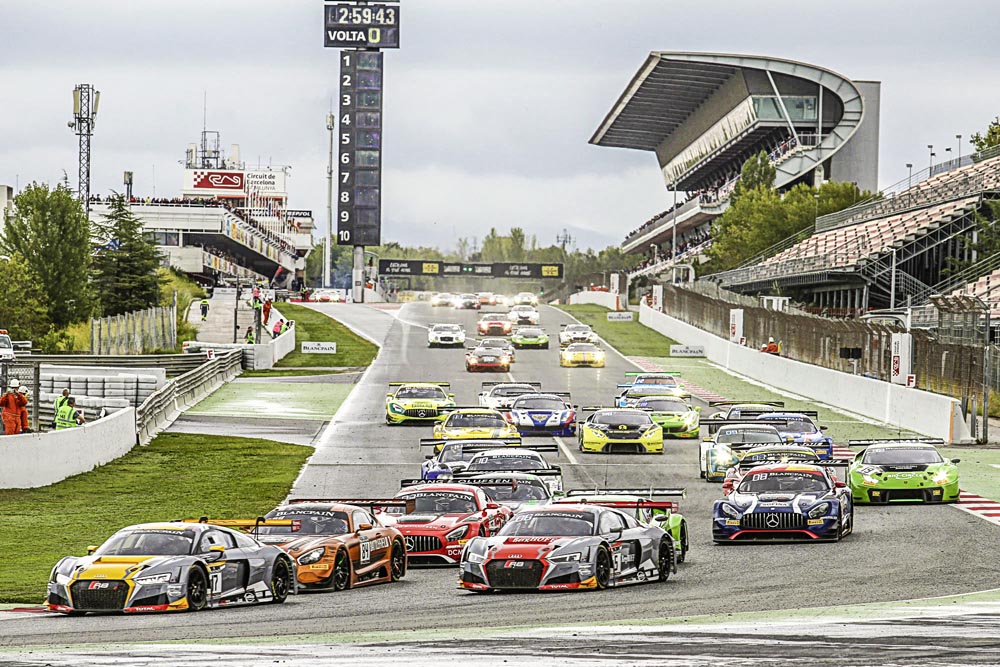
90, 195, 163, 316
705, 186, 786, 271
0, 253, 50, 342
0, 182, 93, 327
971, 116, 1000, 153
730, 150, 776, 203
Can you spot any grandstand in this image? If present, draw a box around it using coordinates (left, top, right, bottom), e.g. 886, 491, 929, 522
88, 130, 313, 289
591, 52, 880, 278
713, 149, 1000, 313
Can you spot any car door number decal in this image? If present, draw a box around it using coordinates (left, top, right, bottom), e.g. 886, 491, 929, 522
209, 570, 223, 594
360, 539, 371, 565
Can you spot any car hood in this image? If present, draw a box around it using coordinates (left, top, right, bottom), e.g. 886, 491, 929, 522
472, 535, 594, 558
259, 534, 346, 553
67, 554, 184, 580
393, 513, 469, 529
729, 491, 827, 510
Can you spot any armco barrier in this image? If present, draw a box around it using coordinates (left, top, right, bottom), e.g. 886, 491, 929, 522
0, 407, 137, 489
26, 353, 208, 376
136, 348, 243, 444
637, 302, 973, 443
568, 290, 623, 310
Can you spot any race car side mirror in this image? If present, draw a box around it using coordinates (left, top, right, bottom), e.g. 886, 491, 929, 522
834, 480, 846, 488
448, 393, 455, 398
485, 503, 501, 510
386, 393, 393, 398
952, 458, 961, 464
652, 514, 670, 523
425, 454, 434, 460
695, 406, 701, 412
357, 524, 373, 532
87, 545, 98, 555
820, 425, 829, 431
210, 545, 226, 553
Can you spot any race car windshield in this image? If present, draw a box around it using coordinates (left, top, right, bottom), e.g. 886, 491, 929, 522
738, 471, 830, 494
447, 414, 507, 428
517, 329, 544, 337
637, 399, 688, 411
862, 447, 944, 465
512, 306, 533, 312
438, 446, 478, 464
717, 430, 783, 444
480, 340, 510, 349
566, 326, 590, 333
493, 386, 536, 397
635, 377, 677, 386
481, 481, 550, 502
467, 456, 544, 471
432, 325, 461, 333
396, 387, 447, 400
773, 419, 818, 434
400, 492, 477, 514
568, 344, 598, 352
593, 412, 650, 427
730, 407, 775, 418
98, 529, 195, 556
513, 397, 566, 410
499, 512, 595, 537
259, 511, 351, 535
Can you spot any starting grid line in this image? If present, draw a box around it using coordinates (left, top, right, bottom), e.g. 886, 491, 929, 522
627, 359, 1000, 529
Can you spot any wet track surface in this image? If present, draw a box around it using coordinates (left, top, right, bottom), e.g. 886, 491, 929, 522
4, 303, 1000, 650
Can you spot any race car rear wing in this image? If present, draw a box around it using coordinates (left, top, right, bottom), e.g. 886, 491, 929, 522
419, 438, 523, 448
180, 516, 294, 539
761, 411, 820, 419
565, 487, 686, 499
708, 400, 785, 408
624, 372, 680, 377
847, 438, 945, 446
451, 469, 562, 480
557, 489, 686, 513
387, 382, 451, 387
481, 381, 542, 389
507, 391, 573, 401
283, 499, 409, 510
400, 478, 517, 489
732, 460, 852, 481
705, 418, 789, 434
437, 405, 506, 413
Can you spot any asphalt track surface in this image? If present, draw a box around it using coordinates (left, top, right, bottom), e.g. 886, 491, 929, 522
5, 303, 1000, 649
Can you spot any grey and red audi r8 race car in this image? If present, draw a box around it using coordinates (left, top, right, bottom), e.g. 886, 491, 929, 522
459, 503, 677, 591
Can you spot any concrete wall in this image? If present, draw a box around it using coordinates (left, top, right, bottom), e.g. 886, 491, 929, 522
185, 305, 295, 370
0, 408, 137, 489
638, 302, 971, 443
568, 291, 623, 310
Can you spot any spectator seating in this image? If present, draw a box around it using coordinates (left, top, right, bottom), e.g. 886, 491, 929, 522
950, 267, 1000, 317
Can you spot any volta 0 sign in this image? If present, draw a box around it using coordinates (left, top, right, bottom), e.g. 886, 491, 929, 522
324, 4, 400, 49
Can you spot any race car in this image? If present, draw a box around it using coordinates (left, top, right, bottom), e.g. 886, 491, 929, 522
385, 382, 456, 425
721, 444, 824, 494
754, 412, 833, 459
510, 327, 550, 349
712, 463, 853, 542
477, 292, 497, 306
508, 304, 540, 325
475, 337, 517, 363
432, 408, 520, 440
615, 373, 689, 405
478, 382, 542, 409
577, 408, 663, 454
477, 313, 512, 337
454, 293, 481, 310
427, 323, 466, 348
46, 521, 294, 614
503, 393, 576, 437
387, 481, 513, 564
420, 439, 524, 479
465, 344, 512, 372
699, 423, 785, 481
559, 324, 598, 347
705, 401, 784, 428
459, 503, 677, 591
560, 342, 606, 368
255, 501, 407, 591
430, 293, 456, 307
463, 444, 562, 494
847, 438, 959, 504
633, 396, 700, 439
557, 488, 688, 563
513, 292, 539, 307
453, 472, 556, 510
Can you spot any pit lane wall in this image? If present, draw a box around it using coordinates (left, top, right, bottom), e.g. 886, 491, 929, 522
568, 290, 623, 310
0, 407, 137, 489
635, 302, 972, 444
183, 305, 295, 370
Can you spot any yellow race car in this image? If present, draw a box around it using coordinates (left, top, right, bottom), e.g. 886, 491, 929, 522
432, 408, 520, 440
559, 342, 606, 368
385, 382, 456, 425
577, 408, 663, 454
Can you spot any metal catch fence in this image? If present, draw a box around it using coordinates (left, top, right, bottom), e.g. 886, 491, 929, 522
90, 299, 177, 355
0, 361, 42, 432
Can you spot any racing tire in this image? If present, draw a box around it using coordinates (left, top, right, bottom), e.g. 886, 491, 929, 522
270, 558, 292, 604
594, 545, 612, 590
186, 567, 208, 612
389, 541, 406, 582
657, 540, 674, 582
676, 523, 689, 564
331, 548, 351, 591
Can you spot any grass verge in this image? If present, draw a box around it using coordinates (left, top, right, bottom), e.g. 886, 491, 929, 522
0, 433, 311, 603
557, 304, 677, 356
274, 303, 378, 369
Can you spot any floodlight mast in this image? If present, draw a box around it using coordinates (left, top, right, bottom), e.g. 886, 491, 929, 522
69, 84, 99, 213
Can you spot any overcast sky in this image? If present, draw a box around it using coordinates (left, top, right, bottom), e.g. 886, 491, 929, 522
2, 0, 998, 252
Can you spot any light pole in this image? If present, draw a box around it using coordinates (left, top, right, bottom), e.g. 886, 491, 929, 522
669, 182, 678, 284
956, 134, 963, 163
324, 113, 335, 289
928, 144, 935, 174
944, 146, 952, 168
68, 83, 100, 214
906, 163, 913, 188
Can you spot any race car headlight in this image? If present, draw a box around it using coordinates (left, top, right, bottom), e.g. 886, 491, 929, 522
720, 503, 741, 518
445, 526, 469, 542
808, 503, 831, 519
297, 547, 326, 565
714, 449, 734, 466
465, 551, 486, 564
135, 572, 173, 585
547, 551, 582, 563
932, 471, 952, 485
388, 402, 405, 414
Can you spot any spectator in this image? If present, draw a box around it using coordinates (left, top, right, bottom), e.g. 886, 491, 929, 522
262, 299, 273, 325
271, 319, 285, 339
16, 385, 31, 433
55, 396, 85, 430
764, 337, 780, 355
0, 380, 28, 435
